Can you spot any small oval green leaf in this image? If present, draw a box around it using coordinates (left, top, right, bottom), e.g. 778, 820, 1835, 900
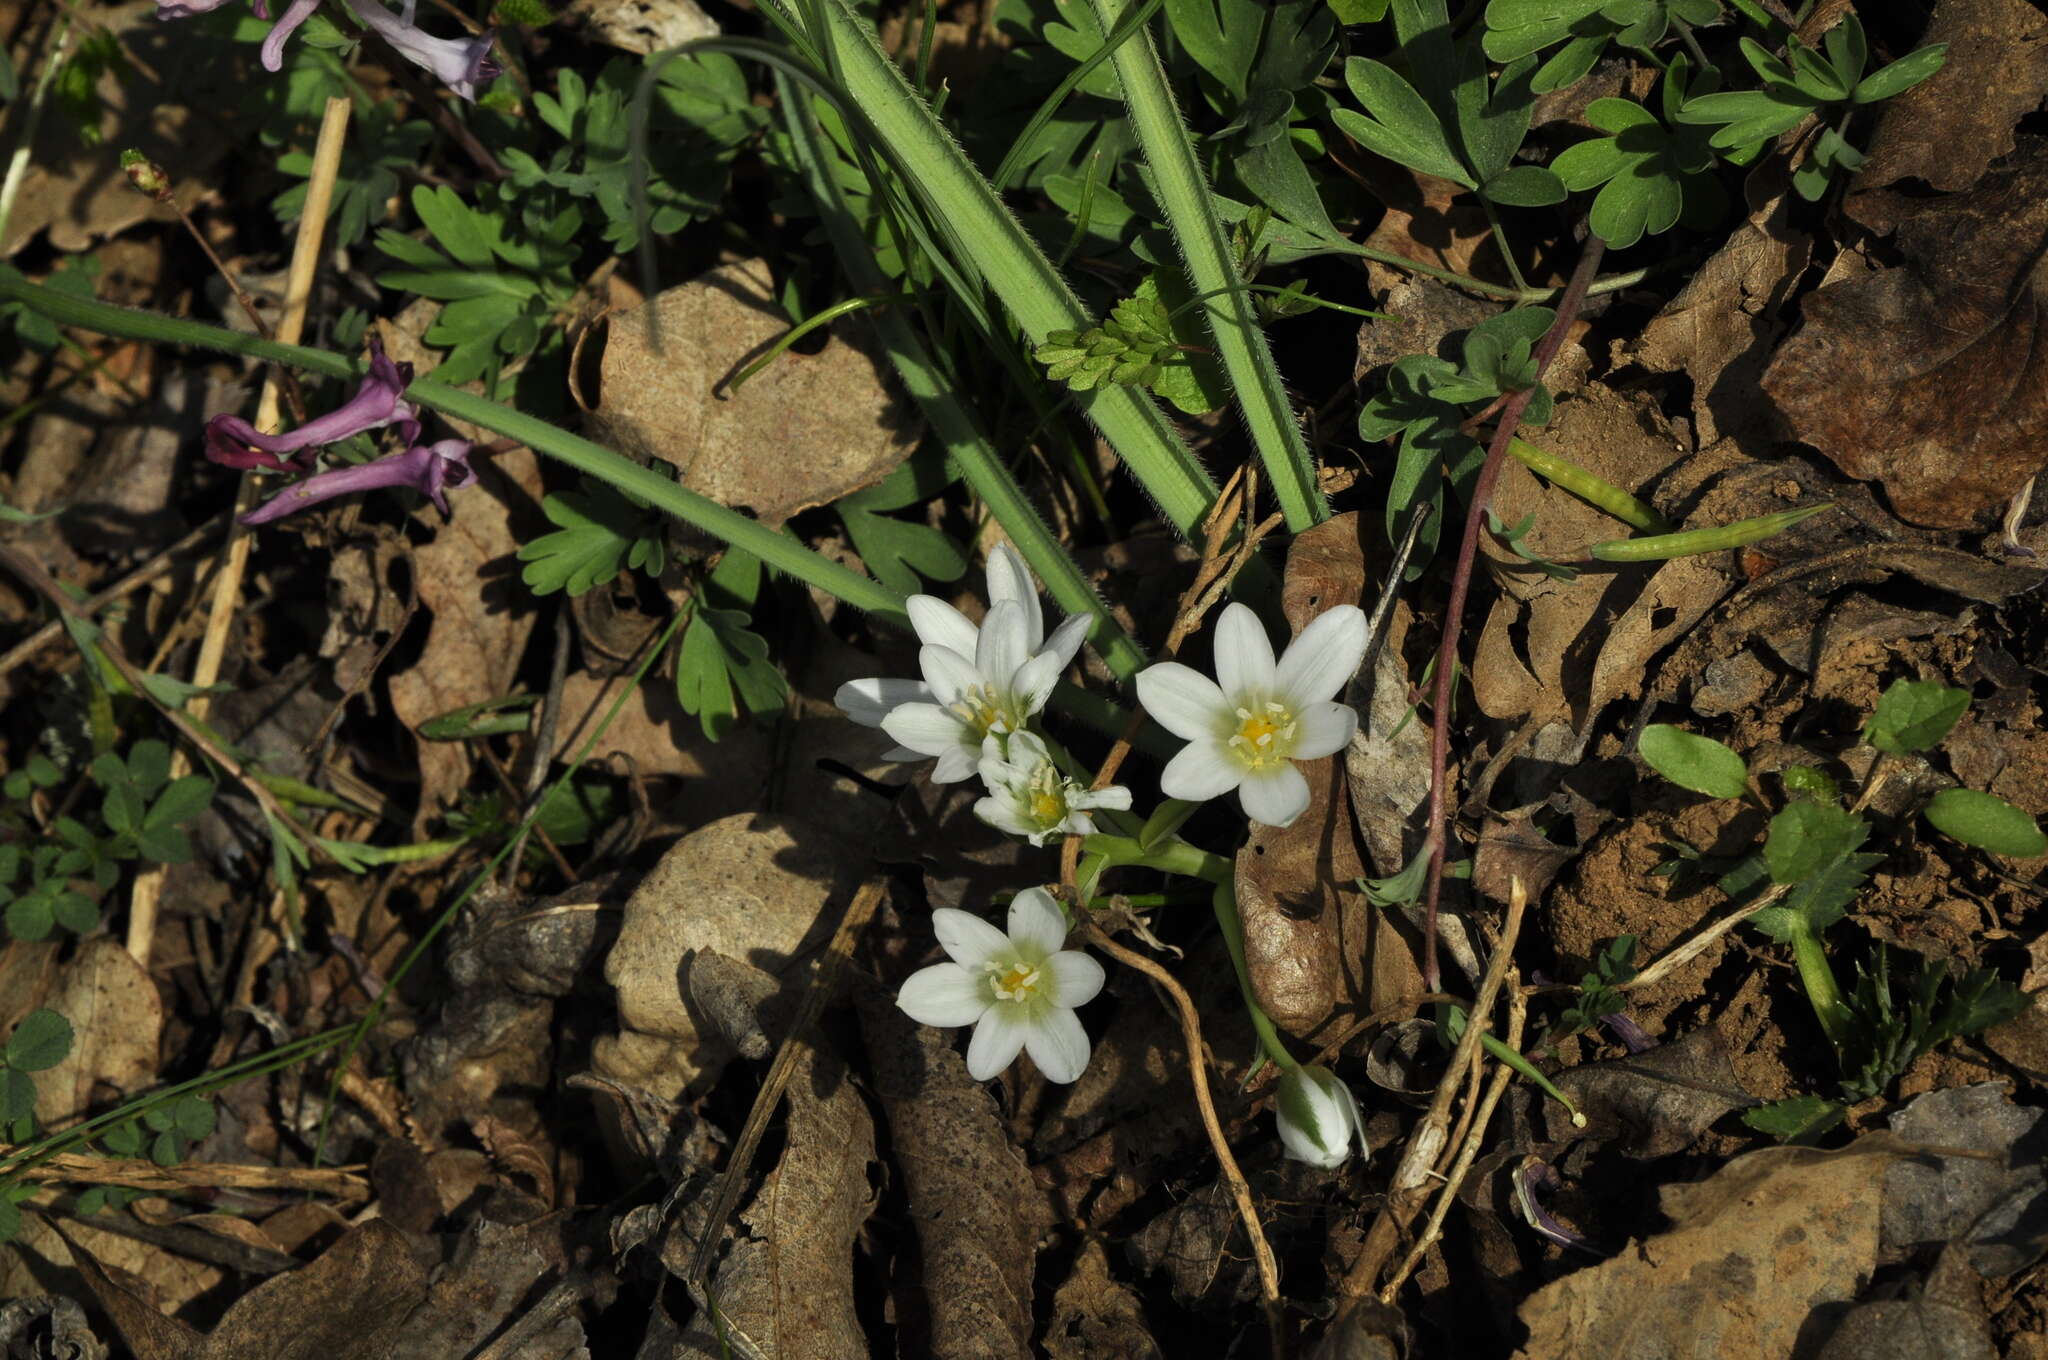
1925, 789, 2047, 858
1639, 725, 1750, 799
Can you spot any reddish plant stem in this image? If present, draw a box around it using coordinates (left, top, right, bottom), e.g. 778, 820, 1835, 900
1420, 237, 1606, 992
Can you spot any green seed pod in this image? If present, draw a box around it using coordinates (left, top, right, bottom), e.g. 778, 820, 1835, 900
1590, 503, 1833, 562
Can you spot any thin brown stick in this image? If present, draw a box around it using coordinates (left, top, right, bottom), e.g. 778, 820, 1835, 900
1081, 918, 1285, 1353
14, 1153, 368, 1201
1330, 876, 1529, 1317
0, 514, 226, 680
686, 876, 888, 1285
125, 96, 352, 965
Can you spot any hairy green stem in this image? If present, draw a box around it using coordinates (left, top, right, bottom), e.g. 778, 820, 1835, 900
1086, 0, 1325, 532
1080, 831, 1232, 883
1790, 920, 1851, 1053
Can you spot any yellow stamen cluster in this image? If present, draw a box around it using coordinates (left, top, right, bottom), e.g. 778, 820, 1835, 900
987, 958, 1043, 1002
950, 683, 1017, 740
1228, 700, 1298, 770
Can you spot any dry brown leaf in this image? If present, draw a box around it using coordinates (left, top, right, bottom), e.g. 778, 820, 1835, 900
1233, 515, 1374, 1035
595, 813, 859, 1098
1625, 189, 1809, 449
1761, 138, 2048, 529
567, 0, 716, 54
1471, 388, 1701, 733
387, 1213, 582, 1360
1516, 1140, 1912, 1358
35, 937, 161, 1126
1043, 1240, 1161, 1360
591, 261, 918, 527
686, 1042, 875, 1360
0, 6, 220, 258
385, 448, 545, 831
855, 982, 1049, 1359
1850, 0, 2048, 201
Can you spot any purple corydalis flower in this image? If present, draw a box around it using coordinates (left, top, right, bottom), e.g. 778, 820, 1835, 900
345, 0, 500, 101
205, 335, 419, 472
240, 438, 475, 525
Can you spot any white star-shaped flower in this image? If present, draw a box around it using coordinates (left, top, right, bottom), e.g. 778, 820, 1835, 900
1134, 602, 1366, 828
974, 731, 1132, 846
835, 545, 1091, 783
895, 887, 1105, 1083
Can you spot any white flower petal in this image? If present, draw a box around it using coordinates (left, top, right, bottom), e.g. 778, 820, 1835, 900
834, 676, 932, 728
1009, 649, 1065, 720
1276, 1094, 1345, 1168
965, 1004, 1029, 1080
932, 908, 1009, 969
896, 963, 989, 1028
906, 595, 979, 659
1023, 1005, 1092, 1084
1005, 731, 1052, 766
881, 744, 926, 762
1041, 611, 1092, 671
1290, 701, 1359, 760
882, 703, 969, 758
1214, 603, 1277, 700
1239, 762, 1311, 828
918, 644, 982, 706
932, 744, 981, 784
1007, 887, 1069, 956
1046, 949, 1105, 1008
1275, 604, 1368, 706
974, 796, 1033, 839
984, 545, 1044, 653
1136, 663, 1230, 741
976, 599, 1030, 692
1070, 784, 1133, 812
1161, 740, 1245, 801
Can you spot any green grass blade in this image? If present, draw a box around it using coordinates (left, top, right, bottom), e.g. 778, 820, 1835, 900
776, 82, 1150, 682
0, 272, 907, 623
765, 0, 1224, 540
1086, 0, 1326, 532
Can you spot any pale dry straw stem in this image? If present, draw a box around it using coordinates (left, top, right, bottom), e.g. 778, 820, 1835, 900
1623, 882, 1789, 995
13, 1153, 369, 1201
685, 876, 887, 1286
1079, 917, 1285, 1353
126, 96, 352, 966
1380, 965, 1527, 1304
1328, 877, 1528, 1322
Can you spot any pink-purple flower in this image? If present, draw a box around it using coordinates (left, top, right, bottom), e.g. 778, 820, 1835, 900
156, 0, 499, 97
205, 335, 419, 472
238, 438, 475, 525
204, 337, 474, 525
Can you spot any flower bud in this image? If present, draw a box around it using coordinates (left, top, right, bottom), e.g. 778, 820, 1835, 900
1275, 1064, 1368, 1169
119, 150, 172, 202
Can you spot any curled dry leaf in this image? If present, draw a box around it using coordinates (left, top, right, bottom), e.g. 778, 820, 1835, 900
1547, 1026, 1753, 1159
596, 813, 859, 1098
590, 261, 918, 529
34, 937, 161, 1127
854, 982, 1049, 1359
1849, 0, 2048, 202
1043, 1240, 1161, 1360
681, 1042, 875, 1360
1625, 189, 1809, 450
1761, 139, 2048, 529
568, 0, 717, 55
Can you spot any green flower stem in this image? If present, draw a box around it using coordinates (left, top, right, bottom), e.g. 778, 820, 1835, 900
1086, 0, 1325, 533
722, 291, 920, 396
1444, 1004, 1587, 1126
765, 0, 1225, 542
774, 81, 1151, 681
1508, 437, 1672, 535
1080, 831, 1232, 883
0, 272, 907, 623
1212, 879, 1302, 1074
1789, 919, 1852, 1053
